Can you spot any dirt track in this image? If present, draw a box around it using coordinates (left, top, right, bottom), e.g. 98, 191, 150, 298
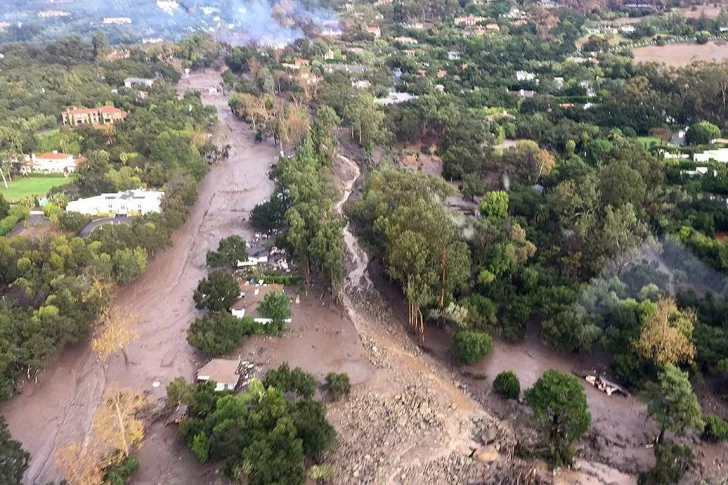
0, 70, 279, 484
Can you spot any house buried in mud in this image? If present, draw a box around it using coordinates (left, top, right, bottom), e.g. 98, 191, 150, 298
196, 358, 241, 391
231, 283, 292, 325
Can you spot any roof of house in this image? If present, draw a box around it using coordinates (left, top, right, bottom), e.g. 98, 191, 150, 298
36, 152, 73, 160
62, 106, 127, 117
63, 107, 98, 115
99, 106, 126, 115
197, 359, 240, 384
231, 283, 285, 319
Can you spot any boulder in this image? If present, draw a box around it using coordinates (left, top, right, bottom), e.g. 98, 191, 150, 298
473, 445, 499, 464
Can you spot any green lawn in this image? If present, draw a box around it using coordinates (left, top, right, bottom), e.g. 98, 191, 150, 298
0, 176, 73, 202
637, 136, 662, 148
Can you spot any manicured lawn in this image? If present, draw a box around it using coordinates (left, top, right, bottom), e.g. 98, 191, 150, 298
0, 176, 73, 202
637, 136, 661, 148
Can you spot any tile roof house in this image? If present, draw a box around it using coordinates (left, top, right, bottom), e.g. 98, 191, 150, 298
61, 106, 128, 126
197, 359, 241, 391
366, 26, 382, 38
23, 152, 86, 175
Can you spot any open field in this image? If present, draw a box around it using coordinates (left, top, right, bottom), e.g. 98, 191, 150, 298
633, 40, 728, 66
677, 6, 723, 19
0, 176, 72, 202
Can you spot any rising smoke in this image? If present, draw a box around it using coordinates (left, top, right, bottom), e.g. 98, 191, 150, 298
0, 0, 340, 46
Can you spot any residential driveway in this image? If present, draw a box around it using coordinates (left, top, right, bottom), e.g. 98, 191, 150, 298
9, 212, 48, 236
78, 216, 132, 237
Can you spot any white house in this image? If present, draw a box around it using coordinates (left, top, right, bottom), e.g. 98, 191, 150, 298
516, 70, 537, 82
681, 167, 716, 176
102, 17, 132, 24
197, 359, 240, 391
694, 148, 728, 164
394, 36, 418, 44
237, 251, 270, 267
503, 7, 525, 19
454, 15, 486, 26
352, 80, 371, 89
374, 91, 418, 105
124, 77, 155, 88
231, 283, 292, 325
23, 152, 86, 174
66, 189, 164, 216
447, 51, 462, 61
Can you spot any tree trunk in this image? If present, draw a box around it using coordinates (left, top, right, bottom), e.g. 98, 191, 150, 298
114, 398, 130, 456
440, 247, 447, 310
120, 346, 130, 366
418, 308, 425, 342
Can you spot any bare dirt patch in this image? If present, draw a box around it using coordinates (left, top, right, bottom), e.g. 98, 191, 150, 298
397, 143, 443, 175
633, 40, 728, 66
678, 6, 723, 19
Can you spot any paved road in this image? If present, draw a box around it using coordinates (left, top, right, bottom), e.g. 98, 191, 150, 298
9, 213, 48, 236
77, 216, 132, 237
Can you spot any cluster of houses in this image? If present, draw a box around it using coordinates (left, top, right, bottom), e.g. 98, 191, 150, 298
197, 281, 295, 392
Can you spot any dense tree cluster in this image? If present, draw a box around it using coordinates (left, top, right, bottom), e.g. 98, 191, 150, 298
170, 369, 335, 485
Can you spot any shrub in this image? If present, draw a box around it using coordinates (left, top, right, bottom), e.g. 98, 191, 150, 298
452, 331, 493, 364
42, 203, 63, 223
263, 363, 316, 398
58, 211, 91, 233
187, 313, 254, 356
702, 415, 728, 442
325, 372, 351, 400
638, 442, 692, 485
493, 371, 520, 400
0, 207, 29, 237
103, 454, 140, 485
191, 433, 210, 463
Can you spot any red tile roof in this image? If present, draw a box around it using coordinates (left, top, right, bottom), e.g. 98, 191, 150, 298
36, 152, 73, 160
99, 105, 124, 113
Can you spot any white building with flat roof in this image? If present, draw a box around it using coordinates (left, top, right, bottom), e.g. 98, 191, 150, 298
66, 189, 164, 216
694, 148, 728, 164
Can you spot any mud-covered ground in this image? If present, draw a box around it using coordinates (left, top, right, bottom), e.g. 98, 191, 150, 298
3, 69, 725, 485
0, 70, 280, 484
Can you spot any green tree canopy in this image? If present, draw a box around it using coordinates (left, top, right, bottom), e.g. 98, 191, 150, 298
206, 235, 248, 268
193, 271, 240, 312
0, 416, 28, 485
685, 121, 721, 145
524, 369, 592, 467
647, 364, 703, 443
